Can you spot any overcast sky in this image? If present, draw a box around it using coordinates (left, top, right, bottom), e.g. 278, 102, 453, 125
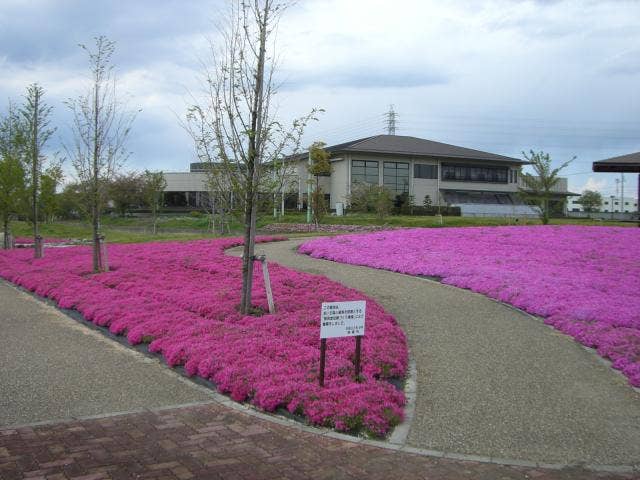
1, 0, 638, 197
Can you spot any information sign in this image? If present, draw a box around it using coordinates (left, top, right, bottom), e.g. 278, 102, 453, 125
320, 300, 366, 339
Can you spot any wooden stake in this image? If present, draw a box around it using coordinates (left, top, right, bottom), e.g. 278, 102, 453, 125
98, 235, 109, 272
34, 235, 43, 258
258, 255, 275, 313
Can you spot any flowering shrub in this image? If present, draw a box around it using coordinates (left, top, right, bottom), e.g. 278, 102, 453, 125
14, 237, 74, 245
300, 226, 640, 387
261, 223, 394, 234
0, 237, 407, 436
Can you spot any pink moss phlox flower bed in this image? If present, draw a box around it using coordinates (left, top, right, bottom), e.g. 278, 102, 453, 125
0, 237, 407, 435
299, 226, 640, 387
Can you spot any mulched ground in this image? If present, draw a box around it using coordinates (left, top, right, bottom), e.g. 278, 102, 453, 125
0, 403, 633, 480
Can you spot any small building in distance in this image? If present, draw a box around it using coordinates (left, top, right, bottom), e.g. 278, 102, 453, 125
568, 196, 638, 213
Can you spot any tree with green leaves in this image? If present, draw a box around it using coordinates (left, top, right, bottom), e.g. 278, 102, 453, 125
21, 83, 56, 257
347, 183, 394, 219
57, 182, 85, 220
577, 189, 602, 214
519, 150, 574, 224
185, 1, 319, 314
109, 172, 143, 217
372, 185, 394, 220
0, 103, 27, 248
65, 36, 137, 272
39, 164, 64, 223
141, 170, 167, 234
308, 141, 331, 227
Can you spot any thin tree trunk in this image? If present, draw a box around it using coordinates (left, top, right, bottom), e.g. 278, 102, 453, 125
3, 216, 9, 250
273, 192, 277, 218
240, 184, 255, 313
32, 92, 40, 258
92, 78, 101, 272
240, 2, 269, 314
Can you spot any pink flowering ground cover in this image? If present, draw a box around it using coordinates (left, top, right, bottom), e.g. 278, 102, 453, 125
0, 237, 407, 436
300, 226, 640, 387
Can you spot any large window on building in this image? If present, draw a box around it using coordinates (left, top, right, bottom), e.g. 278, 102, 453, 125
414, 163, 438, 179
383, 162, 410, 194
441, 163, 508, 183
351, 160, 379, 184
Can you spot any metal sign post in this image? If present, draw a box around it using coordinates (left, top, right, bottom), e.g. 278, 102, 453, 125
319, 338, 327, 387
319, 300, 366, 386
354, 335, 362, 380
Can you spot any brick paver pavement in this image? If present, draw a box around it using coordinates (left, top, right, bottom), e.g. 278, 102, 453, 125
0, 403, 634, 480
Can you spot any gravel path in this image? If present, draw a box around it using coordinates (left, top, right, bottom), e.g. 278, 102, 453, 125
230, 239, 640, 467
0, 280, 213, 427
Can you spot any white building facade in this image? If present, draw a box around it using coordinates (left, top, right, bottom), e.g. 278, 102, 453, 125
568, 195, 638, 213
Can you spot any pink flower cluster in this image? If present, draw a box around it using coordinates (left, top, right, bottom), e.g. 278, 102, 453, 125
0, 237, 407, 435
300, 226, 640, 387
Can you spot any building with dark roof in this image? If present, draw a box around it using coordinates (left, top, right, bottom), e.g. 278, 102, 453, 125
291, 135, 572, 217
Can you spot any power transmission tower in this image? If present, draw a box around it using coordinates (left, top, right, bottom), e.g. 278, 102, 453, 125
385, 105, 397, 135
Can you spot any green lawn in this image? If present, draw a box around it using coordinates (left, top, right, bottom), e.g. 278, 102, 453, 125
8, 212, 634, 244
10, 221, 217, 244
260, 212, 635, 228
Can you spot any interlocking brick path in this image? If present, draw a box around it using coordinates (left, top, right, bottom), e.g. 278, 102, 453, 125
0, 403, 634, 480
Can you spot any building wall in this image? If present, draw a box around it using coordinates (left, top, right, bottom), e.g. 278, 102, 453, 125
330, 157, 348, 208
335, 154, 523, 206
412, 159, 439, 205
164, 172, 208, 192
568, 196, 638, 213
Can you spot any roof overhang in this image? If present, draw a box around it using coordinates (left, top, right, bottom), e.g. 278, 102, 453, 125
593, 162, 640, 173
592, 152, 640, 173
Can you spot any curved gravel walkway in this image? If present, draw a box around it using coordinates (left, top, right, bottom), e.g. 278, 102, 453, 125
231, 238, 640, 467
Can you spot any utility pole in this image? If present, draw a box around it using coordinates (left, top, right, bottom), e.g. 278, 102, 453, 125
615, 178, 620, 212
385, 105, 397, 135
620, 173, 625, 212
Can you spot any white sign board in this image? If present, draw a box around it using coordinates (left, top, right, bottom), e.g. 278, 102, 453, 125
320, 301, 366, 339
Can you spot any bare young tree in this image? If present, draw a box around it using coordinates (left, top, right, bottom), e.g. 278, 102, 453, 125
141, 170, 167, 234
21, 84, 56, 257
186, 0, 319, 314
269, 156, 297, 218
203, 164, 237, 234
65, 36, 137, 272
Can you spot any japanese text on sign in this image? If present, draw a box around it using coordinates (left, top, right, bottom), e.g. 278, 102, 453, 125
320, 300, 366, 339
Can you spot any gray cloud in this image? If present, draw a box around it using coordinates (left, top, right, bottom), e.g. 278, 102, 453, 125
601, 49, 640, 76
279, 67, 448, 90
